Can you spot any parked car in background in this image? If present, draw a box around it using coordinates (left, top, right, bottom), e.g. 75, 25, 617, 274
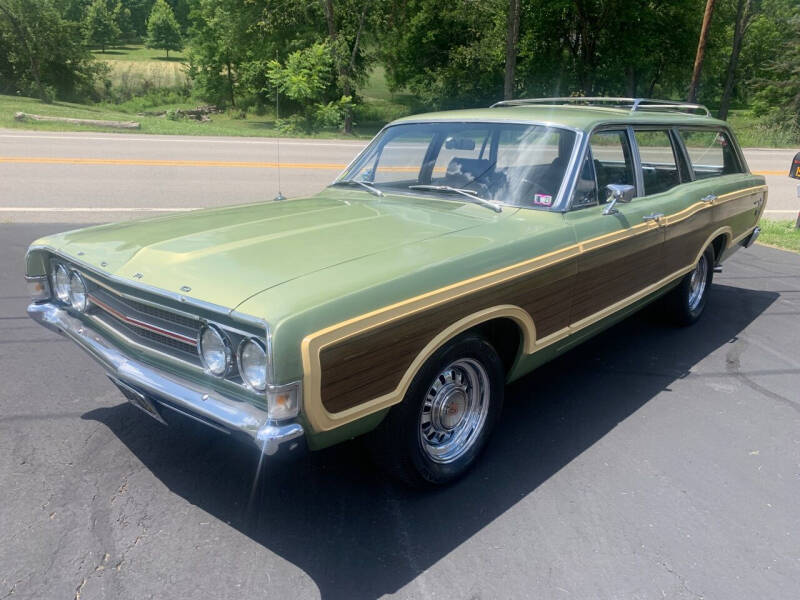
26, 98, 766, 486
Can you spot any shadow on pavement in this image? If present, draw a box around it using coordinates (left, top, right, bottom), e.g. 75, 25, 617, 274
83, 283, 778, 599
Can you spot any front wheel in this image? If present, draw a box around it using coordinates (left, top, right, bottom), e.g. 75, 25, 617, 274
367, 333, 504, 487
666, 245, 715, 326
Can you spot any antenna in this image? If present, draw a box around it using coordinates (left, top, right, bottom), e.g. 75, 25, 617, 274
273, 72, 286, 202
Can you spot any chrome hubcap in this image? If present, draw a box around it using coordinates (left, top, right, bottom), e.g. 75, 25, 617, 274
688, 254, 708, 311
419, 358, 490, 464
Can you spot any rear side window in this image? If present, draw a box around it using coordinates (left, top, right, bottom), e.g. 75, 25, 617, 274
679, 130, 743, 179
634, 129, 681, 195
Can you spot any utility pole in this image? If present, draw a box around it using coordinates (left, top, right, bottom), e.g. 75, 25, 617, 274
688, 0, 716, 103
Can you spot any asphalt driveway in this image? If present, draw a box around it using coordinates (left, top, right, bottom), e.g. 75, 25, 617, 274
1, 224, 799, 599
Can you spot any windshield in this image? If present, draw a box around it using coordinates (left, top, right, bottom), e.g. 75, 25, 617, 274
338, 122, 577, 209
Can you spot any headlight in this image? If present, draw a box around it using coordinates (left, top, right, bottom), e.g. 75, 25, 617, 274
198, 325, 231, 376
67, 271, 88, 312
237, 338, 267, 391
53, 264, 70, 303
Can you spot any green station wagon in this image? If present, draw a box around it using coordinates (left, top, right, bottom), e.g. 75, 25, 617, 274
26, 98, 766, 486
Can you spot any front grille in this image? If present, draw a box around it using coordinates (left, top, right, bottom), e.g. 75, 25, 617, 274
83, 276, 203, 366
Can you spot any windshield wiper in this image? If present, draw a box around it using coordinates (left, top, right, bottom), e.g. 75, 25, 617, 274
408, 185, 502, 213
331, 179, 384, 197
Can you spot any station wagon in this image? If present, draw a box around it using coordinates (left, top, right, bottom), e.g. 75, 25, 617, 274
26, 97, 767, 486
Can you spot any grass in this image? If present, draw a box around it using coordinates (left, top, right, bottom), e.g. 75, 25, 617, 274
758, 219, 800, 253
0, 93, 382, 138
0, 60, 409, 138
91, 44, 187, 62
727, 110, 800, 148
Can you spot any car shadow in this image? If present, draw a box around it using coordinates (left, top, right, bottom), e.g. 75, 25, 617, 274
82, 283, 778, 599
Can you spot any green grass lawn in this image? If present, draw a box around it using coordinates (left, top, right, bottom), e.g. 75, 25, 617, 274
91, 44, 187, 62
758, 219, 800, 253
0, 93, 383, 138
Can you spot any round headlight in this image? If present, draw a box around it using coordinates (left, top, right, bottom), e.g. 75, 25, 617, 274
238, 338, 267, 391
54, 264, 70, 303
198, 325, 231, 376
67, 271, 88, 312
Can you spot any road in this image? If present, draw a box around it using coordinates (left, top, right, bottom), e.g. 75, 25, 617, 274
0, 129, 797, 223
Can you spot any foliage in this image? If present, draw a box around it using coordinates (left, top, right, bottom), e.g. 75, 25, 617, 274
0, 0, 107, 101
83, 0, 121, 52
145, 0, 182, 57
266, 42, 353, 133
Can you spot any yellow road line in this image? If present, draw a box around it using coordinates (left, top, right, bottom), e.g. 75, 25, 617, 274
0, 157, 348, 169
0, 156, 788, 176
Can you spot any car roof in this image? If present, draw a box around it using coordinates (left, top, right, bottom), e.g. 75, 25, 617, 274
393, 105, 728, 132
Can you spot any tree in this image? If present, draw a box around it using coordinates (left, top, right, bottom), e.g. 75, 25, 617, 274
503, 0, 520, 99
83, 0, 120, 52
0, 0, 106, 101
145, 0, 182, 58
688, 0, 716, 102
320, 0, 372, 133
718, 0, 757, 119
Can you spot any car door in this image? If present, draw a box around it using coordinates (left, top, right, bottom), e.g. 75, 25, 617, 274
564, 126, 674, 326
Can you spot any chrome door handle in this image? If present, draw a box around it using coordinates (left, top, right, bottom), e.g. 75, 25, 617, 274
701, 194, 717, 203
642, 213, 664, 223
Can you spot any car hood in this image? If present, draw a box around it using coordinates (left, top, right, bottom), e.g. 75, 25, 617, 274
38, 190, 507, 310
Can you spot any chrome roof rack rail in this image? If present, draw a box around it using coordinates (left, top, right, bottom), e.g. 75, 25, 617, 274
490, 97, 711, 117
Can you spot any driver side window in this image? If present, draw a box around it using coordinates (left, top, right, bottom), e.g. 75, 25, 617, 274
572, 129, 636, 209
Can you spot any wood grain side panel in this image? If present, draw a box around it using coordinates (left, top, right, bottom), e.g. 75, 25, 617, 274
319, 259, 576, 413
571, 227, 663, 323
663, 209, 716, 274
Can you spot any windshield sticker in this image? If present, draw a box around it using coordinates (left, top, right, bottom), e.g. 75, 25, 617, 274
533, 194, 553, 206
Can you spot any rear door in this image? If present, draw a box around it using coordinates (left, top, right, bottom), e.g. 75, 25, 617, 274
673, 128, 764, 259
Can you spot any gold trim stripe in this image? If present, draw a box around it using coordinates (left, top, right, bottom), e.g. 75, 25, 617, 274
300, 184, 766, 432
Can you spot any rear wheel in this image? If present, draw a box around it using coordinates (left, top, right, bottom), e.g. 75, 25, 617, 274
368, 333, 504, 487
666, 245, 714, 325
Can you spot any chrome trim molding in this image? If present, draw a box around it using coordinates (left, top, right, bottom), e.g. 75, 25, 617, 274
28, 302, 304, 457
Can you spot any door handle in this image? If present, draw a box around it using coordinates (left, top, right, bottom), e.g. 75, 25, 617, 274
642, 213, 664, 223
701, 194, 717, 203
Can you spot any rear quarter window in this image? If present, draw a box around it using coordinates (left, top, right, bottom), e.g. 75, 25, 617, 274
678, 130, 743, 179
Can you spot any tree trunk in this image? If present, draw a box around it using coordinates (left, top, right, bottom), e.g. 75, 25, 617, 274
321, 0, 336, 40
503, 0, 521, 100
688, 0, 716, 103
718, 0, 752, 120
227, 60, 235, 107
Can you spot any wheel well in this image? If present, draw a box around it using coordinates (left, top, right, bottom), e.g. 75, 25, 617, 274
472, 317, 523, 375
710, 233, 728, 263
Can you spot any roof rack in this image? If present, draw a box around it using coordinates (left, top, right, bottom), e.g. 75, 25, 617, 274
490, 97, 711, 117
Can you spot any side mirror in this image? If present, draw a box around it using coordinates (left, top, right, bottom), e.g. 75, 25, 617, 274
603, 183, 636, 215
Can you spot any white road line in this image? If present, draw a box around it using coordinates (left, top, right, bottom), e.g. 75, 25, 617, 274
764, 209, 799, 214
0, 132, 367, 147
0, 207, 199, 212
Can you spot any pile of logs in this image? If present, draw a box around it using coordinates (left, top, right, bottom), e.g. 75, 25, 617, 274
137, 105, 221, 122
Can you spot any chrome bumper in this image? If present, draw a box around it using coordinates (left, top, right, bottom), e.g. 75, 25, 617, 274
27, 302, 304, 456
742, 226, 761, 248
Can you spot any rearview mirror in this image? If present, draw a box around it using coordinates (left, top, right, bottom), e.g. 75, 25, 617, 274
602, 183, 635, 215
445, 137, 476, 151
